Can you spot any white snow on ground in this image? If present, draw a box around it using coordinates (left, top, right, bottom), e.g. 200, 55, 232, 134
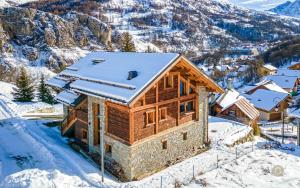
186, 143, 300, 188
0, 81, 62, 120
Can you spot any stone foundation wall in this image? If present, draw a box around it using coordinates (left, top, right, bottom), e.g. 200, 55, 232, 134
105, 121, 205, 180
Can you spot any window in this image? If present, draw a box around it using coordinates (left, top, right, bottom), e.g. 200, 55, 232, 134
180, 103, 185, 114
186, 101, 195, 112
105, 144, 112, 154
82, 129, 88, 139
146, 110, 155, 125
183, 132, 188, 140
159, 108, 167, 121
189, 86, 195, 94
180, 100, 195, 115
162, 140, 167, 150
180, 80, 187, 96
229, 110, 236, 117
164, 75, 173, 89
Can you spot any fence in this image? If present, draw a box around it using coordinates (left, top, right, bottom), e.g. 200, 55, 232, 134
124, 141, 256, 188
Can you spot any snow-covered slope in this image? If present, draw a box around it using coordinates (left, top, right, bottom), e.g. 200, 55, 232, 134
217, 0, 293, 11
0, 0, 36, 7
269, 0, 300, 17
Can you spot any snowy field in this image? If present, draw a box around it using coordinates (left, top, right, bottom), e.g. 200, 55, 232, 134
1, 81, 300, 187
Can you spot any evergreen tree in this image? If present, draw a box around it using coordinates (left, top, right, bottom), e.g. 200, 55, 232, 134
12, 67, 35, 102
38, 74, 54, 104
121, 32, 136, 52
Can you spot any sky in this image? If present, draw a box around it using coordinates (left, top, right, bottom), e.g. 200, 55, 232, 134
217, 0, 295, 11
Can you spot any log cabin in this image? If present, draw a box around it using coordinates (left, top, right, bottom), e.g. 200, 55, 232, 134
47, 52, 223, 180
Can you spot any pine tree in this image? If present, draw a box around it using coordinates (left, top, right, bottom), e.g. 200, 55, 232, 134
38, 74, 54, 104
12, 67, 35, 102
121, 32, 136, 52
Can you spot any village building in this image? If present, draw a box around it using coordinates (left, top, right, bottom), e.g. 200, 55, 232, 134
47, 52, 223, 181
211, 82, 259, 127
244, 80, 288, 95
288, 62, 300, 70
244, 89, 290, 121
259, 64, 278, 76
263, 75, 298, 94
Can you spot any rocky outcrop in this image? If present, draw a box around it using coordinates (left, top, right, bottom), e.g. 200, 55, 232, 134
0, 6, 112, 73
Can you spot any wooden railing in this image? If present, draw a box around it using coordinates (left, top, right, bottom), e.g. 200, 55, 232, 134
61, 109, 77, 135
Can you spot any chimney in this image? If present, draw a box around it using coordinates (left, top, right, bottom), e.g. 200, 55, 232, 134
227, 78, 233, 90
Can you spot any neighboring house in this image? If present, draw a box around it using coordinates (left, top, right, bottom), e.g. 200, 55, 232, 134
288, 62, 300, 70
47, 52, 223, 181
212, 87, 259, 127
277, 69, 300, 85
245, 80, 288, 95
259, 64, 277, 76
263, 75, 298, 94
244, 89, 290, 121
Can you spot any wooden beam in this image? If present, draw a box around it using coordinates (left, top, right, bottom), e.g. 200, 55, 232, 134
129, 110, 134, 144
177, 74, 181, 126
106, 101, 129, 112
155, 83, 159, 134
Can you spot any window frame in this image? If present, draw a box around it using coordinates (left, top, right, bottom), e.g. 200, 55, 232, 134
164, 75, 173, 89
180, 100, 196, 115
159, 107, 168, 122
180, 80, 187, 96
146, 110, 155, 126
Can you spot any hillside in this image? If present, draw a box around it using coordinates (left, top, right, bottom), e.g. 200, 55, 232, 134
269, 0, 300, 17
261, 37, 300, 66
23, 0, 300, 53
218, 0, 292, 11
1, 0, 300, 83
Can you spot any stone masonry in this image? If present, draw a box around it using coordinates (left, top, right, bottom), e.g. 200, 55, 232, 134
87, 86, 209, 180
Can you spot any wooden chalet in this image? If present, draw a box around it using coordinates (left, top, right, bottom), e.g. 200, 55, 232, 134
212, 86, 259, 127
258, 64, 277, 76
47, 52, 223, 181
244, 89, 291, 121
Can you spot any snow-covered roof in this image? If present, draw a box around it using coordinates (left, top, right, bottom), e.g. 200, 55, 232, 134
216, 89, 244, 109
277, 68, 300, 78
58, 52, 180, 103
263, 75, 297, 89
46, 76, 70, 89
216, 88, 259, 120
55, 90, 81, 106
52, 52, 223, 105
253, 80, 288, 94
244, 89, 289, 112
263, 64, 277, 71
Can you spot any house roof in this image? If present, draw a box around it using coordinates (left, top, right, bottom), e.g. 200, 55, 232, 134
216, 88, 259, 120
263, 75, 297, 89
47, 52, 223, 105
216, 89, 243, 109
55, 90, 81, 106
263, 64, 277, 71
277, 69, 300, 78
244, 89, 289, 112
247, 80, 288, 94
